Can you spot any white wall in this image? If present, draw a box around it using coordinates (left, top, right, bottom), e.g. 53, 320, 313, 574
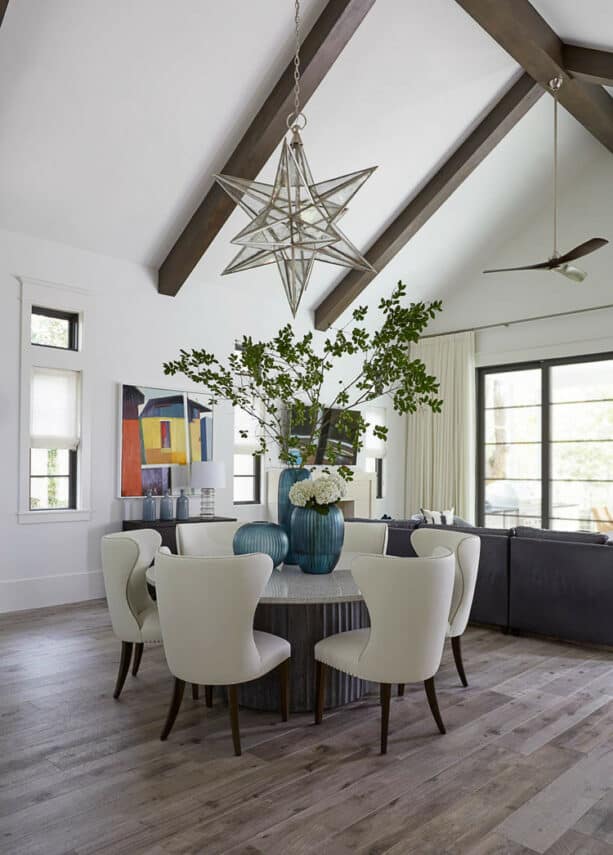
0, 229, 406, 613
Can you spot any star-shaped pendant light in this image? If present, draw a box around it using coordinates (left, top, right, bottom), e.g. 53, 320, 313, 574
214, 0, 377, 317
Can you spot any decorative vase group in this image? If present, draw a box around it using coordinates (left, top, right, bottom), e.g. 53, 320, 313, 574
278, 467, 310, 563
290, 505, 344, 574
233, 521, 289, 568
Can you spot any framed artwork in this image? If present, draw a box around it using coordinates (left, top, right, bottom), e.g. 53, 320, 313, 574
118, 384, 213, 497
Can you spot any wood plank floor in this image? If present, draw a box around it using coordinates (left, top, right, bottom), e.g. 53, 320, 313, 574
1, 602, 613, 855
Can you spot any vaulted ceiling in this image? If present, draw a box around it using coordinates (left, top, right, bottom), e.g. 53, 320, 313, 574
0, 0, 611, 328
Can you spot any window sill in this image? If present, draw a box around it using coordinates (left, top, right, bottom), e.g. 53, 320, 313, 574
233, 502, 264, 507
18, 509, 92, 524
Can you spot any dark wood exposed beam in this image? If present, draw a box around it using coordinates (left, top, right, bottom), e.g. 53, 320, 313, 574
0, 1, 10, 28
314, 73, 542, 330
158, 0, 376, 297
455, 0, 613, 155
563, 44, 613, 87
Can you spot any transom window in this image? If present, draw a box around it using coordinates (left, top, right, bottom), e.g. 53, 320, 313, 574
477, 353, 613, 532
31, 306, 79, 350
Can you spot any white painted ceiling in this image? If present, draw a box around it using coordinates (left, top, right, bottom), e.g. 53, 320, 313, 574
0, 0, 612, 326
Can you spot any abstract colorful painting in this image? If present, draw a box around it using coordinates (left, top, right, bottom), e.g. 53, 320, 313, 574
119, 385, 212, 497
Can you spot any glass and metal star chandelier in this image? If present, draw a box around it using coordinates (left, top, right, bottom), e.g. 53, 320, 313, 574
214, 0, 377, 317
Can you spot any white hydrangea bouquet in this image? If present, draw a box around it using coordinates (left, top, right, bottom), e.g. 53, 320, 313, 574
288, 472, 347, 516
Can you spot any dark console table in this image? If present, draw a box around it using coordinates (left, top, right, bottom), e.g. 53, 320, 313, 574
122, 516, 237, 553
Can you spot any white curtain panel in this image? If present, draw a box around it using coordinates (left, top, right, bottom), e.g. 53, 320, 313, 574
405, 331, 475, 522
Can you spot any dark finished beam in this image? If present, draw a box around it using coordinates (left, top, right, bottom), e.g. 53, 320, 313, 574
0, 1, 9, 28
314, 73, 542, 330
455, 0, 613, 155
158, 0, 376, 297
563, 44, 613, 87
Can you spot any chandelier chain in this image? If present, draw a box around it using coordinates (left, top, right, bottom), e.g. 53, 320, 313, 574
293, 0, 301, 123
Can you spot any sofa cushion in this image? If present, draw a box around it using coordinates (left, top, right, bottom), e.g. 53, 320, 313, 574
514, 526, 608, 545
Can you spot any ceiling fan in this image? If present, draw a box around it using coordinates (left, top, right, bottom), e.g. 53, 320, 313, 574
484, 77, 608, 283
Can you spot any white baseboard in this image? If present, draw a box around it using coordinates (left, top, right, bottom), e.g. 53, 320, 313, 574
0, 569, 105, 614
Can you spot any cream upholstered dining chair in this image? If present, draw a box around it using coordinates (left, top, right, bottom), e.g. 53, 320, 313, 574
101, 530, 163, 699
341, 521, 388, 559
176, 521, 242, 556
314, 550, 455, 754
155, 552, 291, 756
410, 528, 481, 688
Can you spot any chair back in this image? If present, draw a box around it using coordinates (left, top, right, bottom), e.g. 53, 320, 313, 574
155, 552, 273, 685
176, 521, 241, 556
411, 528, 481, 637
101, 529, 161, 642
343, 522, 388, 556
352, 551, 455, 684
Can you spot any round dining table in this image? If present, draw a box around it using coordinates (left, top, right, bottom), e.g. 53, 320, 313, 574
146, 556, 373, 713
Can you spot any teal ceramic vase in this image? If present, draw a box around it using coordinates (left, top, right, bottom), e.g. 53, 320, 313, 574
290, 505, 344, 574
142, 490, 156, 522
176, 489, 189, 521
233, 521, 289, 569
160, 490, 174, 520
278, 467, 310, 563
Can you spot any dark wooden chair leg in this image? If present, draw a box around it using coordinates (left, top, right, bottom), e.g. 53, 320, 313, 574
424, 677, 446, 734
380, 683, 392, 755
160, 678, 185, 741
113, 641, 133, 699
278, 659, 290, 722
205, 686, 213, 708
228, 685, 241, 756
314, 660, 326, 725
131, 642, 144, 677
191, 683, 199, 700
451, 635, 468, 687
397, 683, 405, 697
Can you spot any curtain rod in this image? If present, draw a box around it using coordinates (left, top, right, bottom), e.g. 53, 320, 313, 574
421, 302, 613, 339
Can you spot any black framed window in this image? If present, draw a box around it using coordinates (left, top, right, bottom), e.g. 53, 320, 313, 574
477, 352, 613, 531
233, 454, 261, 505
29, 449, 77, 510
31, 306, 78, 350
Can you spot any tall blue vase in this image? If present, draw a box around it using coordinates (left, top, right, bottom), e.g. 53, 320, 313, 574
291, 505, 345, 574
278, 467, 310, 564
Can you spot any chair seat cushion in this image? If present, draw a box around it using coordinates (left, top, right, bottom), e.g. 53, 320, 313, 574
139, 604, 163, 643
314, 628, 370, 679
250, 631, 291, 681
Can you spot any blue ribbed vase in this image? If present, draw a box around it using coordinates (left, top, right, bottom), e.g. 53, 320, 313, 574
233, 521, 289, 569
291, 505, 345, 574
278, 467, 310, 564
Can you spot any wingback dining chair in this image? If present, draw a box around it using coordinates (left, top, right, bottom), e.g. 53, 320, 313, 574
101, 530, 163, 699
342, 521, 389, 558
176, 521, 242, 556
155, 552, 291, 756
314, 550, 455, 754
410, 528, 481, 688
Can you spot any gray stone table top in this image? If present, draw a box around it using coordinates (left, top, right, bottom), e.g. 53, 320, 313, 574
146, 552, 368, 604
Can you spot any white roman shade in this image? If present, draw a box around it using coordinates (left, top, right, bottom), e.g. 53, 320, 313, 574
363, 406, 387, 458
30, 367, 80, 450
233, 401, 262, 454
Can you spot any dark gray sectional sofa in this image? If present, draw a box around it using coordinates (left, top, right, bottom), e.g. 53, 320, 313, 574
359, 518, 613, 648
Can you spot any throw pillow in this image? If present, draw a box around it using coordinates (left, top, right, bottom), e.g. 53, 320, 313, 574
421, 507, 455, 526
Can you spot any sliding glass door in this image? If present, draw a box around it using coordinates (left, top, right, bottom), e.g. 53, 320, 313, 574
477, 353, 613, 532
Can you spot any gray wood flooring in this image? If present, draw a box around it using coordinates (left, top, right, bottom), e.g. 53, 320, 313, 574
1, 600, 613, 854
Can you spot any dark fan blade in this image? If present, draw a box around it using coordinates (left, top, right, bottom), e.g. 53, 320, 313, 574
483, 261, 551, 273
554, 238, 608, 265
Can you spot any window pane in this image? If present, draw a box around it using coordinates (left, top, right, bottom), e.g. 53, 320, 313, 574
485, 479, 541, 520
551, 479, 613, 524
485, 443, 541, 480
485, 406, 540, 444
485, 369, 541, 408
550, 518, 600, 533
551, 441, 613, 481
551, 359, 613, 403
31, 448, 70, 476
31, 310, 76, 349
233, 477, 254, 503
29, 476, 70, 510
485, 513, 541, 529
551, 400, 613, 441
233, 454, 255, 476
